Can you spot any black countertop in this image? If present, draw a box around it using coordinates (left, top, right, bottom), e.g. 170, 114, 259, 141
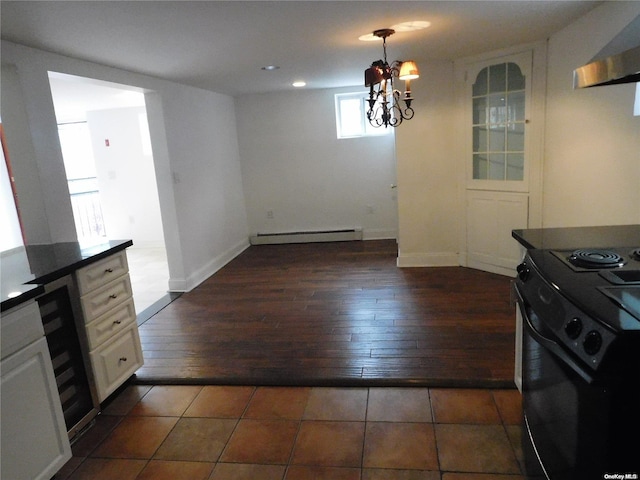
1, 239, 132, 312
512, 225, 640, 250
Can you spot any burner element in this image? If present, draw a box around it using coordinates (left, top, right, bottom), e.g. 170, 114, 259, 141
631, 249, 640, 261
568, 249, 625, 269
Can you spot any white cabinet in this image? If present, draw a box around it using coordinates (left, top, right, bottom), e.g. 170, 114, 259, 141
76, 250, 143, 402
1, 301, 71, 480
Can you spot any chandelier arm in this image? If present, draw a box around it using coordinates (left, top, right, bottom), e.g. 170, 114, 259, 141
368, 106, 384, 127
388, 95, 403, 127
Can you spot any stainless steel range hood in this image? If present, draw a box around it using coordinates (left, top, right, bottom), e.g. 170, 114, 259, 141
573, 15, 640, 88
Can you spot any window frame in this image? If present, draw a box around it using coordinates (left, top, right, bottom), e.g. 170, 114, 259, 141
334, 92, 392, 139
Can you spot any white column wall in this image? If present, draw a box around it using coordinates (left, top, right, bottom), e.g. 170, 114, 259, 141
395, 60, 459, 267
1, 41, 249, 291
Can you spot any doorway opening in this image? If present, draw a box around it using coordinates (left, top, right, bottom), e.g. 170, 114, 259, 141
48, 72, 170, 318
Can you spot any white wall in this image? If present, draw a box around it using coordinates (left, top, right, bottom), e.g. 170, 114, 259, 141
86, 107, 165, 248
235, 87, 397, 240
0, 41, 249, 291
0, 138, 24, 251
1, 62, 75, 244
543, 3, 640, 227
161, 86, 248, 289
395, 60, 458, 266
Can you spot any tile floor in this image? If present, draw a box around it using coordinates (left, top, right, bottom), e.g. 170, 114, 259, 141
56, 384, 525, 480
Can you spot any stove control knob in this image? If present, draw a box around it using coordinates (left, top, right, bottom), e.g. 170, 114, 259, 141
516, 263, 530, 282
565, 318, 583, 340
583, 330, 603, 356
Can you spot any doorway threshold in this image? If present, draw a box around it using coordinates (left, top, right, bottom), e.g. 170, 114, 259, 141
136, 292, 181, 326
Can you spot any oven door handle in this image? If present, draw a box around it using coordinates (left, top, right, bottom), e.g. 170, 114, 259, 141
514, 283, 595, 384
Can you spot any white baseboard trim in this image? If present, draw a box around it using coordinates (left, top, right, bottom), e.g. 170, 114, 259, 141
466, 259, 516, 277
168, 238, 250, 292
168, 277, 188, 292
396, 252, 459, 268
250, 228, 363, 245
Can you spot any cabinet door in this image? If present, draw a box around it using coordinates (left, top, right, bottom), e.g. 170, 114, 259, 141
1, 337, 71, 480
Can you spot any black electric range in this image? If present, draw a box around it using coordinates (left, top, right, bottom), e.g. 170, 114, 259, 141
513, 226, 640, 477
517, 244, 640, 478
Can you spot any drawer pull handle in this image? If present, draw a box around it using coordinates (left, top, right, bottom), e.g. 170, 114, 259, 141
109, 294, 118, 299
105, 268, 114, 273
119, 357, 128, 362
113, 320, 122, 325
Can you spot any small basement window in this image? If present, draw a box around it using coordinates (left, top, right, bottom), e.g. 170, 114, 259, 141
335, 93, 391, 139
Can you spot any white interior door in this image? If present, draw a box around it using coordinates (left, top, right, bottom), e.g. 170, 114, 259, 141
463, 50, 535, 276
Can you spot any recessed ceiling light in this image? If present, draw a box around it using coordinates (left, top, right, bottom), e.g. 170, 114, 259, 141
292, 81, 306, 88
261, 65, 280, 71
359, 20, 430, 41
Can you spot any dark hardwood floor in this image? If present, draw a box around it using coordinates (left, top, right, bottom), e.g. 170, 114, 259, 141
134, 240, 517, 388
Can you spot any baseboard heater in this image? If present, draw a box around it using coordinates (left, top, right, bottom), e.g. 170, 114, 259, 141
250, 228, 363, 245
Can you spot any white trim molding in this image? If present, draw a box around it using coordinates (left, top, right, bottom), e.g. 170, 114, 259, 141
169, 239, 250, 292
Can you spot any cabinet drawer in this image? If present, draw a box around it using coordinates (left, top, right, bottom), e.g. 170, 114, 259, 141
1, 301, 44, 360
86, 299, 136, 350
77, 251, 129, 295
90, 325, 143, 402
81, 274, 133, 324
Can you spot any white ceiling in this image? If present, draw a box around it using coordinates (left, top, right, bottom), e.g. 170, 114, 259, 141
2, 1, 601, 97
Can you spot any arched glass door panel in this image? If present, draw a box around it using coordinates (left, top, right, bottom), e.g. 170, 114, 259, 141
472, 62, 526, 182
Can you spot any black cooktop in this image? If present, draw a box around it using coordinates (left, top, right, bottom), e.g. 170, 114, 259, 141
529, 246, 640, 331
599, 287, 640, 322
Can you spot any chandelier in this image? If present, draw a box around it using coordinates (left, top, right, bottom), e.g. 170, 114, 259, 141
364, 28, 419, 128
